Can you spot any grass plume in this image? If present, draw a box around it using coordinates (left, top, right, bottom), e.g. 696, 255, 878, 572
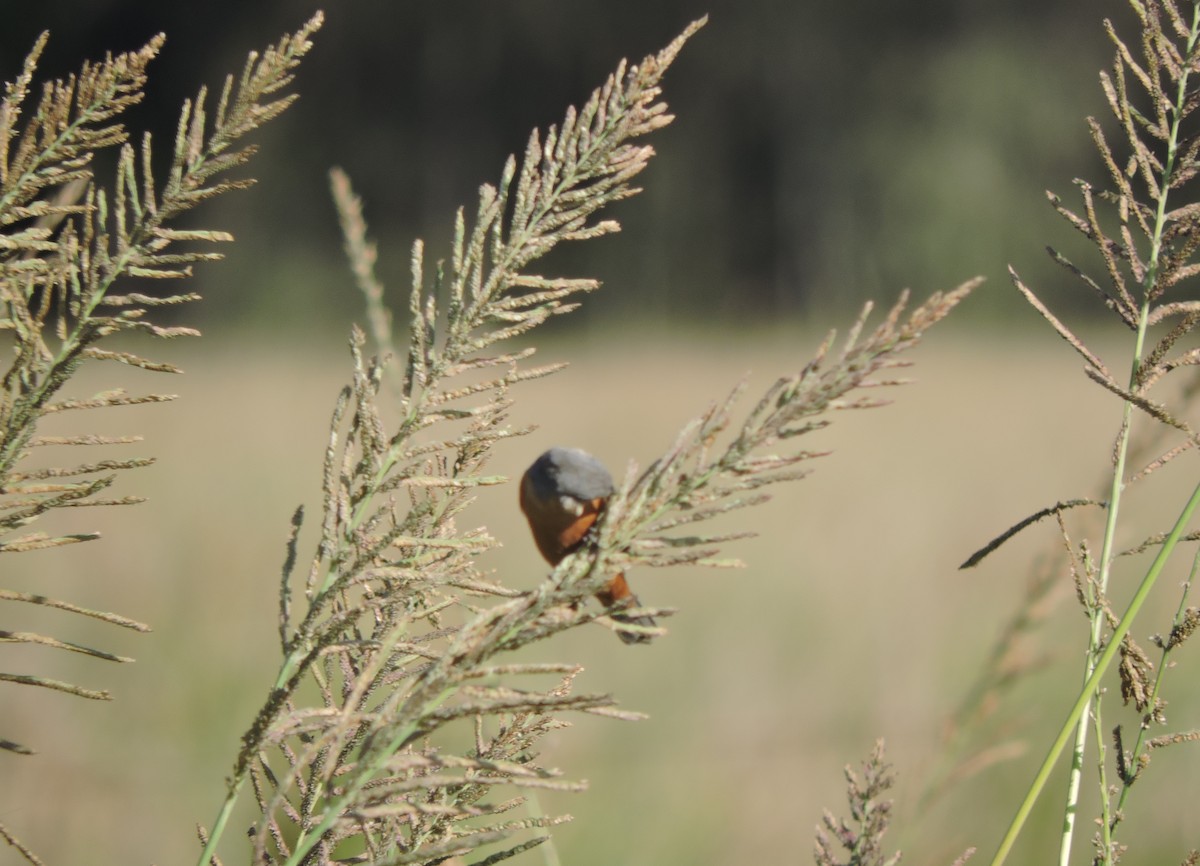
946, 2, 1200, 864
190, 17, 976, 865
0, 13, 321, 862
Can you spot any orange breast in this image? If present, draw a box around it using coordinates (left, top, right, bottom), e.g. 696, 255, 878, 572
520, 474, 606, 565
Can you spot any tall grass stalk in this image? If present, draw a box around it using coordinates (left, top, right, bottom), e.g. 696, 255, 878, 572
0, 14, 321, 863
1057, 8, 1200, 862
989, 477, 1200, 865
967, 1, 1200, 863
194, 18, 976, 866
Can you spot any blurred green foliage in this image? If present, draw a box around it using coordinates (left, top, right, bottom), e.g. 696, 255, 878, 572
1, 0, 1128, 328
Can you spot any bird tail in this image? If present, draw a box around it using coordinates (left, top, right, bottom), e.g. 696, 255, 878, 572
597, 573, 656, 645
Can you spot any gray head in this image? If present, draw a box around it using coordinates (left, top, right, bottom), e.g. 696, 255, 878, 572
524, 447, 614, 504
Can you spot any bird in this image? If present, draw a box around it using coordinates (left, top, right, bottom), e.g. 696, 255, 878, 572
519, 446, 656, 644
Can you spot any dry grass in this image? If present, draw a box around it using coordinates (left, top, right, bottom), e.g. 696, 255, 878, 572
6, 323, 1196, 865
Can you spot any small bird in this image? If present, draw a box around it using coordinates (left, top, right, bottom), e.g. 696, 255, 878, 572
519, 446, 656, 644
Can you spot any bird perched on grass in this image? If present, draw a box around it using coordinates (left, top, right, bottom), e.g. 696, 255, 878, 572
519, 446, 656, 644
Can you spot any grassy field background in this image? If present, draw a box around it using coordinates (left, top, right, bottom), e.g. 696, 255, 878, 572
4, 321, 1200, 865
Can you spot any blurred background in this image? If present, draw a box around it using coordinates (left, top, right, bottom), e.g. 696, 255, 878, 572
6, 1, 1200, 865
1, 0, 1131, 330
